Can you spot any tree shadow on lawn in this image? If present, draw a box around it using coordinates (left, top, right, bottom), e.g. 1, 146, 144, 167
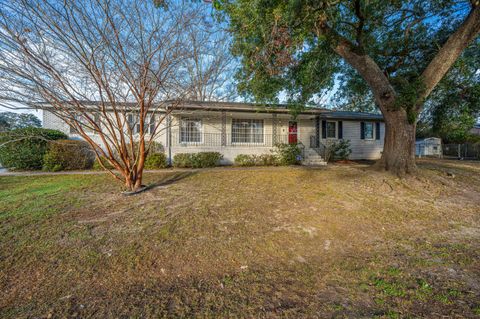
144, 171, 198, 192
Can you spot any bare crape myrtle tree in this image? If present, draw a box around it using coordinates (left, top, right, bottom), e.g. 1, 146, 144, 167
0, 0, 212, 191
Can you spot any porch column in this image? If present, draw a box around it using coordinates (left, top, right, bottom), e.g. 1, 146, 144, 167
167, 114, 172, 165
315, 116, 320, 148
272, 113, 277, 145
221, 111, 226, 147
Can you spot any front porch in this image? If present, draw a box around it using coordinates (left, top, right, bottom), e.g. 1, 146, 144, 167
165, 111, 326, 165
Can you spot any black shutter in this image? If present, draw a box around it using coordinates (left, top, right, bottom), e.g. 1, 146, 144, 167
338, 121, 343, 139
360, 122, 365, 140
322, 120, 326, 139
375, 122, 380, 140
150, 115, 155, 134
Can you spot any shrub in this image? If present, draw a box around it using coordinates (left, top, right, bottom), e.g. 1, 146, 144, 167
234, 154, 278, 166
144, 152, 168, 169
173, 152, 223, 168
148, 141, 165, 154
325, 140, 352, 162
234, 154, 257, 166
93, 156, 115, 170
258, 154, 278, 166
333, 139, 352, 161
172, 153, 193, 168
273, 143, 302, 165
0, 128, 67, 170
192, 152, 223, 168
43, 139, 95, 171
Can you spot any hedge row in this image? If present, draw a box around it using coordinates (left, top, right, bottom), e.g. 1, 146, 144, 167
234, 154, 278, 166
234, 143, 303, 166
93, 151, 168, 170
0, 128, 68, 170
173, 152, 223, 168
43, 140, 95, 171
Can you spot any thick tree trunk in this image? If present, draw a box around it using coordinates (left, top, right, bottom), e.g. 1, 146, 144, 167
376, 109, 416, 176
124, 170, 143, 192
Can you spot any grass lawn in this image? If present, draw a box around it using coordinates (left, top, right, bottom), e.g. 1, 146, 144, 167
1, 159, 479, 318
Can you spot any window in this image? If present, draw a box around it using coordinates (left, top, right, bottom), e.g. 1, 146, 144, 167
127, 114, 140, 134
127, 114, 156, 134
149, 115, 156, 135
326, 121, 336, 138
364, 122, 374, 139
180, 118, 202, 143
70, 113, 100, 134
232, 119, 264, 143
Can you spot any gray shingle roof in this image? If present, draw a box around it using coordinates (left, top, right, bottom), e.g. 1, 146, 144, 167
37, 100, 384, 121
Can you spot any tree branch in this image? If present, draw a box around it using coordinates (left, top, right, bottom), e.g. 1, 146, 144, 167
416, 4, 480, 111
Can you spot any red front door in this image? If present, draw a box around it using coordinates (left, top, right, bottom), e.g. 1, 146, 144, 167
288, 121, 297, 144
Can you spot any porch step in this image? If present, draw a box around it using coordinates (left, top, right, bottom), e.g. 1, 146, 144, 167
302, 159, 327, 166
302, 149, 327, 166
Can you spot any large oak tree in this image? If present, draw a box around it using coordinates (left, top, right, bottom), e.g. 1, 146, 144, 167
216, 0, 480, 175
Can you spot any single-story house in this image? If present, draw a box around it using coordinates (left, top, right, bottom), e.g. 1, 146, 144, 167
415, 137, 442, 157
470, 123, 480, 136
42, 101, 385, 165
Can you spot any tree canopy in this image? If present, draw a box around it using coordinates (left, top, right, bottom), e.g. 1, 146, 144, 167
0, 112, 41, 131
216, 0, 479, 110
216, 0, 480, 174
418, 40, 480, 142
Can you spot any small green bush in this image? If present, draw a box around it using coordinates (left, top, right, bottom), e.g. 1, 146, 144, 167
172, 153, 193, 168
93, 156, 115, 170
273, 143, 302, 165
234, 154, 278, 166
173, 152, 223, 168
234, 154, 257, 166
192, 152, 223, 168
333, 139, 352, 161
0, 128, 67, 170
144, 152, 168, 169
258, 154, 278, 166
325, 139, 352, 162
43, 139, 95, 171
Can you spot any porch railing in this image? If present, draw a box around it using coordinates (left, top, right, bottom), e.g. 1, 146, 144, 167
309, 135, 328, 158
170, 131, 289, 148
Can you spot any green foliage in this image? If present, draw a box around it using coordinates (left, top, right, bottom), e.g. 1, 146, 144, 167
173, 152, 223, 168
417, 44, 480, 143
0, 112, 41, 131
217, 0, 475, 120
234, 154, 256, 166
42, 140, 95, 171
234, 154, 278, 166
273, 143, 302, 165
148, 141, 165, 155
144, 153, 168, 169
333, 140, 352, 161
93, 157, 115, 170
172, 153, 192, 168
0, 128, 67, 170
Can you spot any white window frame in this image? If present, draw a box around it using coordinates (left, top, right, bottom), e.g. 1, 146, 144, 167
364, 122, 374, 140
231, 119, 265, 145
179, 118, 203, 144
127, 114, 157, 135
326, 121, 336, 139
70, 113, 100, 135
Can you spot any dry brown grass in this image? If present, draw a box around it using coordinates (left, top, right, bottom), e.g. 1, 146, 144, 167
1, 159, 479, 318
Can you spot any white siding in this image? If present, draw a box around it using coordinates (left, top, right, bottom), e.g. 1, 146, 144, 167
342, 121, 384, 160
43, 110, 385, 163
